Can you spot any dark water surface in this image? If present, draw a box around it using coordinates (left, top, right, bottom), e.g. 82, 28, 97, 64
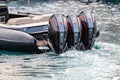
0, 0, 120, 80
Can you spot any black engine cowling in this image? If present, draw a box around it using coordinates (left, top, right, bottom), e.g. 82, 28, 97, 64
49, 14, 68, 54
78, 10, 99, 50
66, 15, 82, 49
0, 5, 9, 23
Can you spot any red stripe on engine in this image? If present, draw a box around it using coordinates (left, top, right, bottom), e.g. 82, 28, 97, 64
50, 19, 57, 32
50, 18, 58, 45
79, 16, 88, 41
67, 19, 73, 45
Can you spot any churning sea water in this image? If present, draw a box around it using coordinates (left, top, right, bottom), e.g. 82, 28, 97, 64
0, 0, 120, 80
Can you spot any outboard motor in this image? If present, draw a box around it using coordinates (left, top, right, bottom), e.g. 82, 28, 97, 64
49, 14, 68, 54
0, 5, 9, 23
78, 10, 99, 50
66, 15, 82, 50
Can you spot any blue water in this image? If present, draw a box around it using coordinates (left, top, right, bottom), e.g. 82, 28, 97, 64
0, 0, 120, 80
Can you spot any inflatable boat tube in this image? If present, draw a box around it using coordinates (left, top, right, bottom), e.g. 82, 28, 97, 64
0, 28, 37, 53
